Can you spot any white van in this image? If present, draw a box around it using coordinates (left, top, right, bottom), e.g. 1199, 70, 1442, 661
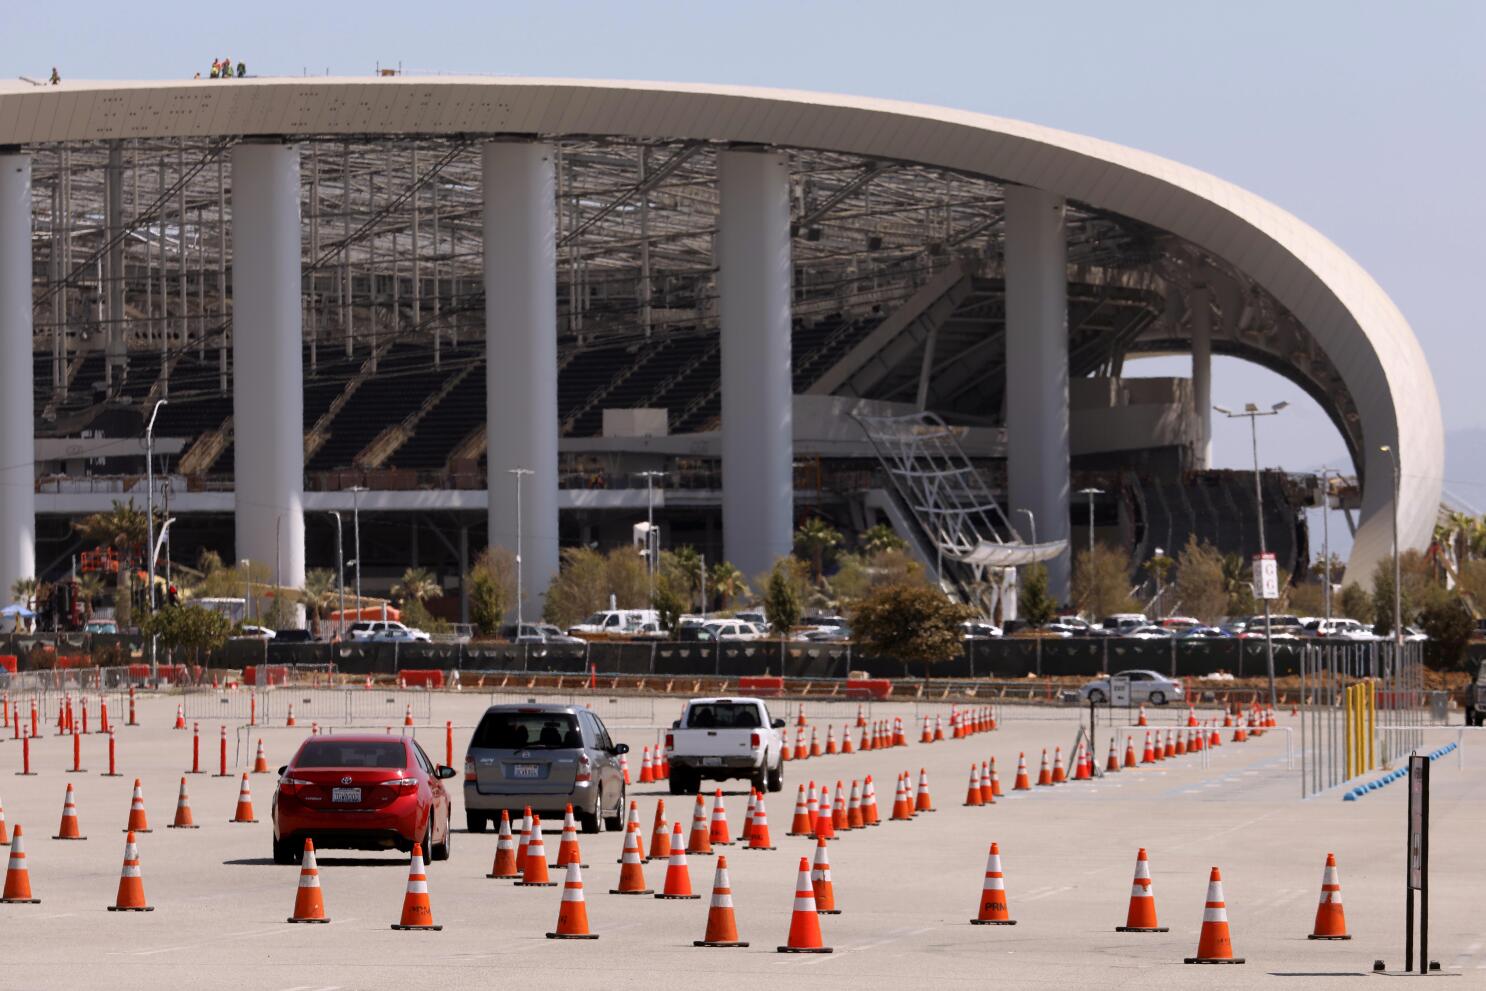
567, 609, 659, 636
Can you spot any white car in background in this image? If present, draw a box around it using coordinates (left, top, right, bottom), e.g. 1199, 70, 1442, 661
1122, 625, 1173, 639
1078, 670, 1185, 706
698, 620, 767, 642
348, 620, 430, 643
1303, 618, 1377, 641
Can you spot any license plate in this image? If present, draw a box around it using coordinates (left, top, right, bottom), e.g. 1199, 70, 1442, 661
331, 787, 361, 803
511, 763, 540, 779
702, 757, 722, 767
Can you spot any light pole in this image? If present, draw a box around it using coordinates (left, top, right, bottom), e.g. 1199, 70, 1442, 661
637, 470, 665, 609
349, 485, 366, 621
1077, 487, 1103, 556
144, 399, 167, 611
327, 511, 345, 639
1215, 401, 1288, 711
509, 468, 533, 631
1317, 467, 1333, 622
1380, 445, 1402, 648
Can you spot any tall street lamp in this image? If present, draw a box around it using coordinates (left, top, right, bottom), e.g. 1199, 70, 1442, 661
1380, 445, 1402, 649
1077, 487, 1104, 556
1215, 401, 1288, 711
508, 468, 533, 630
637, 470, 666, 610
144, 399, 167, 611
327, 510, 345, 639
349, 485, 367, 620
1317, 467, 1333, 622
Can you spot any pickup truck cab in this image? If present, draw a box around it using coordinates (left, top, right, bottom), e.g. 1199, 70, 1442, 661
666, 697, 785, 795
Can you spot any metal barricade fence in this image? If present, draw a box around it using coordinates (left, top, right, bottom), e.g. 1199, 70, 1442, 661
342, 689, 434, 725
483, 690, 659, 726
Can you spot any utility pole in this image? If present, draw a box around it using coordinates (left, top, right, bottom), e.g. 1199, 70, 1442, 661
350, 485, 366, 620
638, 470, 665, 609
1077, 487, 1103, 556
1215, 401, 1289, 711
509, 468, 533, 631
328, 510, 345, 639
1318, 467, 1333, 622
144, 399, 167, 611
1380, 445, 1403, 648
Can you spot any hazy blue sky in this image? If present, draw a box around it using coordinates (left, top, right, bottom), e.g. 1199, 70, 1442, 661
5, 1, 1482, 538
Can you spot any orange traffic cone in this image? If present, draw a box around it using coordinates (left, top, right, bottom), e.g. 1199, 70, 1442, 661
1124, 736, 1138, 769
979, 761, 995, 804
1116, 848, 1168, 932
921, 717, 933, 744
694, 856, 748, 947
285, 703, 296, 727
824, 725, 837, 755
515, 808, 532, 866
970, 843, 1016, 925
963, 764, 983, 806
517, 817, 556, 887
1013, 752, 1032, 791
1052, 747, 1067, 784
53, 783, 85, 840
657, 821, 699, 899
553, 805, 586, 868
0, 795, 8, 845
709, 790, 732, 846
486, 810, 518, 878
914, 769, 934, 812
748, 794, 775, 850
173, 704, 185, 730
403, 704, 414, 727
390, 844, 441, 930
252, 739, 269, 774
230, 773, 258, 823
639, 746, 654, 784
778, 856, 832, 953
1141, 731, 1155, 763
810, 837, 839, 915
1, 825, 37, 902
841, 724, 854, 755
846, 781, 863, 829
862, 775, 880, 825
830, 781, 848, 832
813, 790, 836, 841
890, 773, 913, 820
1163, 729, 1176, 759
166, 777, 197, 829
287, 838, 330, 922
1106, 738, 1121, 773
123, 779, 150, 833
1308, 853, 1350, 940
107, 830, 152, 911
610, 822, 653, 895
1184, 867, 1243, 964
788, 785, 812, 836
619, 752, 631, 784
649, 800, 670, 862
1036, 749, 1053, 787
546, 861, 599, 939
742, 791, 757, 845
687, 795, 714, 855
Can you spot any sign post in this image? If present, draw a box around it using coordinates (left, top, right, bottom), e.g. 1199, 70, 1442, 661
1406, 754, 1429, 974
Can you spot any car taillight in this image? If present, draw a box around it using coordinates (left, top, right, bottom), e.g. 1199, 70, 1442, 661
750, 732, 761, 749
278, 775, 313, 797
385, 776, 418, 795
665, 732, 674, 752
464, 756, 476, 782
576, 752, 592, 784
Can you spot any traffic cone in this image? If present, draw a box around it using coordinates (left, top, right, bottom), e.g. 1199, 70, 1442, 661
963, 764, 984, 806
970, 843, 1016, 924
892, 717, 907, 748
914, 769, 934, 812
1052, 747, 1067, 784
694, 856, 748, 947
517, 817, 556, 886
805, 781, 819, 826
813, 790, 836, 841
166, 777, 197, 829
840, 724, 854, 754
778, 857, 832, 953
825, 726, 837, 756
390, 844, 441, 930
1187, 707, 1199, 728
1036, 749, 1053, 787
515, 810, 532, 867
1124, 736, 1138, 769
1116, 848, 1168, 932
230, 773, 258, 823
1209, 723, 1222, 748
1164, 729, 1176, 759
831, 781, 848, 832
859, 724, 871, 752
687, 795, 713, 855
553, 805, 586, 868
891, 774, 913, 820
921, 717, 933, 744
1141, 731, 1155, 763
1106, 738, 1121, 773
1, 825, 37, 902
54, 783, 85, 840
781, 733, 794, 762
403, 704, 413, 727
709, 790, 732, 845
847, 780, 863, 828
619, 752, 631, 785
788, 785, 812, 836
609, 822, 652, 894
173, 704, 185, 730
0, 795, 8, 845
810, 837, 839, 915
1174, 729, 1187, 756
979, 761, 995, 804
1074, 743, 1092, 781
1233, 717, 1247, 743
649, 800, 669, 861
486, 810, 518, 878
124, 778, 151, 833
1308, 853, 1351, 940
286, 703, 296, 728
862, 775, 881, 825
252, 739, 270, 774
545, 861, 598, 939
1137, 704, 1147, 727
742, 791, 757, 845
809, 726, 822, 758
1184, 867, 1243, 964
748, 793, 775, 849
796, 727, 808, 761
657, 821, 699, 899
288, 838, 329, 922
933, 715, 945, 742
108, 830, 152, 911
623, 799, 640, 838
1013, 753, 1032, 791
639, 746, 654, 784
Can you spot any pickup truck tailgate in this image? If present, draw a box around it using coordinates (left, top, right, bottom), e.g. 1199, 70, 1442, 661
670, 728, 760, 759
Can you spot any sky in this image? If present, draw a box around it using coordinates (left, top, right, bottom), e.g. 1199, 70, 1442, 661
4, 1, 1482, 547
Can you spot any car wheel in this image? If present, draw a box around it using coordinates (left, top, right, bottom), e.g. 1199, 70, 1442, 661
767, 761, 784, 793
578, 789, 603, 834
432, 808, 451, 862
420, 821, 435, 864
603, 786, 625, 831
1087, 688, 1107, 704
1149, 691, 1167, 706
465, 811, 487, 833
272, 835, 298, 865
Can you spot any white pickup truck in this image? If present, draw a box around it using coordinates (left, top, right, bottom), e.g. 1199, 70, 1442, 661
665, 697, 785, 795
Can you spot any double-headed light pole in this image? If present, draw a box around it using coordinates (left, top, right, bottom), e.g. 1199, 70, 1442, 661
508, 468, 534, 630
1214, 401, 1288, 711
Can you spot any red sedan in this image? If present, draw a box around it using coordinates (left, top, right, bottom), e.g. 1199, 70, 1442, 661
271, 734, 455, 865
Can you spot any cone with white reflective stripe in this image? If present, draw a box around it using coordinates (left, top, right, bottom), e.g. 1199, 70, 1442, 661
788, 785, 811, 836
486, 809, 518, 878
552, 804, 586, 868
656, 821, 699, 899
810, 837, 839, 914
778, 856, 832, 953
107, 830, 152, 911
166, 777, 197, 829
517, 816, 557, 886
230, 773, 257, 823
1184, 866, 1243, 963
648, 799, 670, 862
1013, 752, 1032, 791
963, 764, 983, 806
252, 739, 269, 774
862, 775, 880, 825
687, 794, 713, 855
546, 861, 599, 939
1116, 848, 1167, 932
742, 791, 757, 845
288, 838, 329, 922
0, 795, 8, 845
970, 842, 1016, 924
390, 844, 441, 930
1, 825, 38, 902
514, 809, 532, 867
709, 789, 732, 845
1308, 853, 1350, 940
914, 768, 935, 812
53, 783, 85, 839
693, 855, 748, 947
747, 793, 775, 850
609, 821, 652, 895
124, 779, 150, 833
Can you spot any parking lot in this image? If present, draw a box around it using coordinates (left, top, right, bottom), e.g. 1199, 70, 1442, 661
0, 691, 1479, 989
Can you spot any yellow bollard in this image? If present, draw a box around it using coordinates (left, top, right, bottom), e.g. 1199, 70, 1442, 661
1366, 680, 1376, 773
1343, 685, 1352, 780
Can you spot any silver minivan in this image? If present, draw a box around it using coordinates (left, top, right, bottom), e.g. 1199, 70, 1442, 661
463, 704, 628, 834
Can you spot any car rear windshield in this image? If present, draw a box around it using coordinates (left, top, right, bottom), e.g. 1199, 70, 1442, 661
685, 703, 761, 729
472, 712, 582, 750
295, 740, 407, 769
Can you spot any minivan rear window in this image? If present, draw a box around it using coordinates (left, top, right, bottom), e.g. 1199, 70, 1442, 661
685, 703, 761, 729
472, 712, 582, 750
295, 740, 407, 769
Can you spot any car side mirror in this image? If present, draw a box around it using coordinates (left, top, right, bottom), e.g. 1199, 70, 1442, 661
436, 765, 457, 779
613, 743, 630, 755
771, 718, 786, 729
671, 720, 681, 729
277, 765, 288, 777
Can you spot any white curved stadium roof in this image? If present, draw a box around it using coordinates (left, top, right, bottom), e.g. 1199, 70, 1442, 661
0, 76, 1443, 582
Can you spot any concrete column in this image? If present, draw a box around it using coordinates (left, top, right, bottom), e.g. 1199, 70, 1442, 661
718, 148, 793, 580
1004, 184, 1071, 600
0, 153, 35, 599
483, 142, 559, 613
1190, 284, 1213, 468
231, 142, 305, 605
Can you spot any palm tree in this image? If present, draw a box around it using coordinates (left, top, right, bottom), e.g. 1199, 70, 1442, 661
392, 567, 443, 606
794, 517, 843, 583
860, 523, 907, 556
76, 573, 105, 621
301, 568, 339, 625
74, 500, 154, 624
10, 577, 36, 608
667, 545, 704, 609
708, 561, 749, 612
